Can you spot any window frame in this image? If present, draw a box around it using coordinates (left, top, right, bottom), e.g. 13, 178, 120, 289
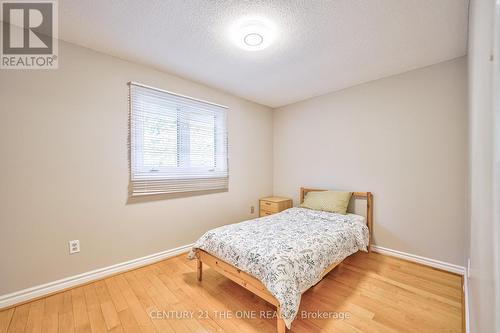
128, 82, 229, 196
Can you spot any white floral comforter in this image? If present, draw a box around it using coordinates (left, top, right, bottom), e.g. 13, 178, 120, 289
188, 207, 369, 328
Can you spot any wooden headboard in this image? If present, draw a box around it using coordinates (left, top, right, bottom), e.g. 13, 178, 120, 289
300, 187, 373, 252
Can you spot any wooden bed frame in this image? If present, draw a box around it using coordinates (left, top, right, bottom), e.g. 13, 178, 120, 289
194, 187, 373, 333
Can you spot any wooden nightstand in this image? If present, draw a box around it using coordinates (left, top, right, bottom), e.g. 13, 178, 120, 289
259, 197, 293, 217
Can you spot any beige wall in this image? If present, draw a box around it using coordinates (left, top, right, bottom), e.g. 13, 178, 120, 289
0, 41, 273, 295
273, 57, 467, 266
467, 0, 499, 331
0, 39, 470, 297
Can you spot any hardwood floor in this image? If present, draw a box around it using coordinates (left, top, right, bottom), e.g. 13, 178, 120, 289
0, 251, 463, 333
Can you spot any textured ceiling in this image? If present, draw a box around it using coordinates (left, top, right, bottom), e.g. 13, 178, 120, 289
59, 0, 469, 108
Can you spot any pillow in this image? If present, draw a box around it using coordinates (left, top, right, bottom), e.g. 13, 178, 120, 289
300, 191, 352, 215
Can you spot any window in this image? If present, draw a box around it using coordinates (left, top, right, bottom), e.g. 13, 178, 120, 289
129, 82, 228, 196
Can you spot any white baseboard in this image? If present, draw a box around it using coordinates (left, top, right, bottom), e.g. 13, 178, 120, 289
0, 243, 194, 309
370, 245, 466, 275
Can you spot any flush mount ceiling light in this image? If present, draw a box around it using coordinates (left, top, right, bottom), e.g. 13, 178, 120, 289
229, 16, 277, 51
244, 33, 264, 46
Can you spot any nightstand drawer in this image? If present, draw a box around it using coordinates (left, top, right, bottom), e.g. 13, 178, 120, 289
260, 200, 280, 213
259, 210, 275, 217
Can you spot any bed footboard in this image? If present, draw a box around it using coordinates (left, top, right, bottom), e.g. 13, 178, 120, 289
195, 249, 341, 332
196, 249, 289, 332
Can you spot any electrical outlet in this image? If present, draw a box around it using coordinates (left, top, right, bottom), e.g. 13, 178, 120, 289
69, 240, 80, 254
250, 206, 255, 214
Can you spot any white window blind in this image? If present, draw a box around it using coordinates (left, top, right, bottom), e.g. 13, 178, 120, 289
129, 82, 228, 196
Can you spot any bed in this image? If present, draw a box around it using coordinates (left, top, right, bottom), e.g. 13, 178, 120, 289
189, 187, 373, 332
